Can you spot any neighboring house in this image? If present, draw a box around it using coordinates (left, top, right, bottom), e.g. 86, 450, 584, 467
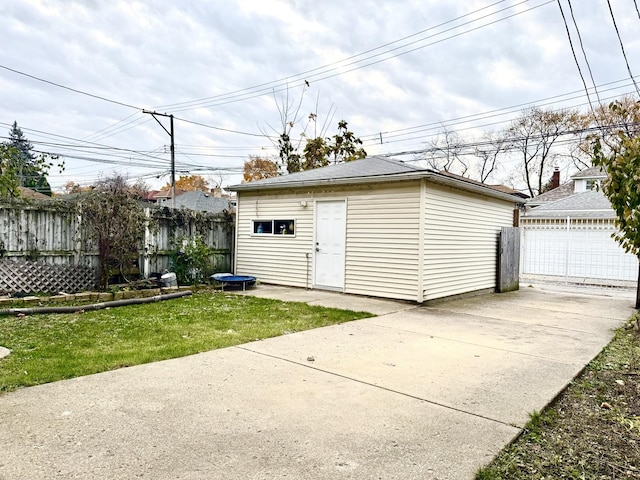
149, 188, 187, 203
526, 166, 607, 207
228, 156, 523, 303
521, 168, 638, 286
159, 190, 232, 214
18, 186, 51, 201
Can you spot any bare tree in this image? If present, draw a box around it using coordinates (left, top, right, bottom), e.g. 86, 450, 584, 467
421, 126, 469, 176
506, 107, 582, 197
261, 84, 317, 174
472, 131, 508, 183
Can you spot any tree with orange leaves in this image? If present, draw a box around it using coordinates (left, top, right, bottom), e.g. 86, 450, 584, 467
243, 156, 279, 182
163, 175, 209, 191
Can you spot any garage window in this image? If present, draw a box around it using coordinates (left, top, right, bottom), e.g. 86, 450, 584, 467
252, 219, 295, 236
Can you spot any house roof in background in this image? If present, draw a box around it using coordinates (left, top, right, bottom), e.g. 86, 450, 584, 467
527, 181, 576, 206
229, 156, 524, 203
523, 190, 615, 219
527, 167, 607, 206
159, 190, 231, 213
18, 186, 51, 200
570, 166, 606, 179
152, 188, 188, 201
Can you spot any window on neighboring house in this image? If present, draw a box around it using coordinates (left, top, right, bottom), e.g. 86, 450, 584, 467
585, 179, 600, 190
252, 219, 295, 236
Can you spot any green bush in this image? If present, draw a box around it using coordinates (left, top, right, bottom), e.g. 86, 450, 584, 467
169, 236, 215, 285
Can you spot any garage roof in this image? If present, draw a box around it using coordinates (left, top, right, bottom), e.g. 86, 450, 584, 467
523, 190, 615, 219
229, 156, 524, 203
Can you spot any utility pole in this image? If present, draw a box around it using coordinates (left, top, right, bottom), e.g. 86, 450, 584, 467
143, 110, 175, 208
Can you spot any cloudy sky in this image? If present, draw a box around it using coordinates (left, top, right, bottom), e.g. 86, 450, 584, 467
1, 0, 639, 193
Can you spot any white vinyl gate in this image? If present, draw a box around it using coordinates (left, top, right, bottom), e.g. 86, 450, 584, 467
521, 218, 638, 285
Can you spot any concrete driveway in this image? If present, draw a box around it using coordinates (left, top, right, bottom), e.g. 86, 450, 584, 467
0, 285, 635, 479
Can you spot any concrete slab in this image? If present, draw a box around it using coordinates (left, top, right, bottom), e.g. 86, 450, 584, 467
443, 286, 636, 321
244, 315, 591, 427
0, 284, 634, 479
0, 348, 518, 480
237, 283, 415, 316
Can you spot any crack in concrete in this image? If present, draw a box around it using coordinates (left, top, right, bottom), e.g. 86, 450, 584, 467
236, 345, 521, 430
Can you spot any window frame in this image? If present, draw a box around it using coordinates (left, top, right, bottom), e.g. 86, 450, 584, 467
251, 219, 296, 237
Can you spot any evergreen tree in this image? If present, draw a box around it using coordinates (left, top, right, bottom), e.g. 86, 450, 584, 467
3, 122, 52, 196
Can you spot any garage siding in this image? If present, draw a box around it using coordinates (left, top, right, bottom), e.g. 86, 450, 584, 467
343, 182, 421, 301
235, 180, 518, 302
423, 183, 515, 301
235, 193, 314, 288
235, 183, 422, 300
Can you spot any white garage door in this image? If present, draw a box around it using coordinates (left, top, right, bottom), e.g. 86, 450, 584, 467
521, 219, 638, 282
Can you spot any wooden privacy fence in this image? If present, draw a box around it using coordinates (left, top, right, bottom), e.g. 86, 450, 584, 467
497, 226, 520, 293
0, 202, 234, 294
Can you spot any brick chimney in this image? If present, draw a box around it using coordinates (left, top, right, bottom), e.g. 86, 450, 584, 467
551, 167, 560, 190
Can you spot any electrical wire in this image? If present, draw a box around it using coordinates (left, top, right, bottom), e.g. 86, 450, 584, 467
152, 0, 513, 110
565, 0, 602, 105
0, 65, 142, 110
358, 81, 637, 146
172, 116, 272, 138
606, 0, 640, 95
556, 0, 597, 116
378, 120, 640, 160
156, 1, 555, 112
82, 112, 141, 142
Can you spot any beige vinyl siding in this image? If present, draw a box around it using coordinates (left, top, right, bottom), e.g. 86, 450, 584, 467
344, 182, 421, 301
423, 183, 514, 301
235, 180, 516, 302
235, 183, 422, 299
235, 192, 314, 288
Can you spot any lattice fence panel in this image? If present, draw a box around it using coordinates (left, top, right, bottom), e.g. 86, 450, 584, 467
0, 259, 97, 295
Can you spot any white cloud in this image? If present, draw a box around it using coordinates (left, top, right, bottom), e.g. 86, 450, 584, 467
0, 0, 638, 192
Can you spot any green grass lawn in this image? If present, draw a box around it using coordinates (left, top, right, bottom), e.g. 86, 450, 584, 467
0, 291, 372, 393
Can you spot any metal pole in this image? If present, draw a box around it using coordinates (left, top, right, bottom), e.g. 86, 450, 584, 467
565, 216, 571, 284
142, 110, 175, 208
170, 114, 175, 209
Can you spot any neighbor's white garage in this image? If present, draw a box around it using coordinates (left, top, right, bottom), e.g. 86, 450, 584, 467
521, 191, 638, 286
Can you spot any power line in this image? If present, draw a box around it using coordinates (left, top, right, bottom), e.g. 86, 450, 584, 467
0, 123, 166, 163
173, 116, 273, 138
378, 120, 640, 159
82, 112, 140, 141
0, 67, 273, 139
606, 0, 640, 95
0, 1, 558, 145
82, 113, 152, 143
565, 0, 602, 105
359, 80, 638, 146
152, 0, 512, 111
0, 65, 142, 110
555, 0, 597, 116
155, 1, 555, 112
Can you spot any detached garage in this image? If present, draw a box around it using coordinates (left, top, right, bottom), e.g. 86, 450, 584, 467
229, 157, 522, 303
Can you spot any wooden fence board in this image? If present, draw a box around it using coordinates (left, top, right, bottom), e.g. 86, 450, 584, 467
498, 226, 520, 293
0, 203, 234, 294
